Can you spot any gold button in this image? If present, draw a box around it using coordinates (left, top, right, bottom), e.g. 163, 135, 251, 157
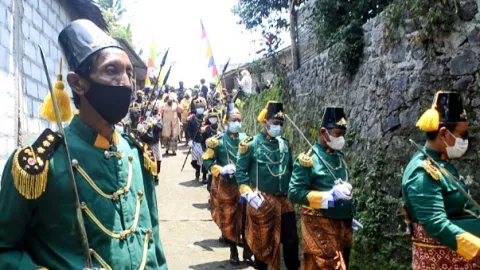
128, 154, 133, 161
138, 190, 144, 197
71, 159, 79, 168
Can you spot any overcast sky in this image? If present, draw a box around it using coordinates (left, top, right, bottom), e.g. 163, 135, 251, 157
120, 0, 289, 87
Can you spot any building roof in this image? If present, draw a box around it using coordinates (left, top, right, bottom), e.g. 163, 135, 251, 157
116, 38, 147, 80
62, 0, 108, 31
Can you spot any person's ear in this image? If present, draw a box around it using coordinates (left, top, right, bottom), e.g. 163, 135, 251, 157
67, 72, 89, 96
438, 127, 448, 140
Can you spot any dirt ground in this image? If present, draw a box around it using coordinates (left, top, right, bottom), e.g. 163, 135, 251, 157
156, 144, 255, 270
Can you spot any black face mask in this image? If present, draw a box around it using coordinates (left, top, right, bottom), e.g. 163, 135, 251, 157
84, 79, 133, 124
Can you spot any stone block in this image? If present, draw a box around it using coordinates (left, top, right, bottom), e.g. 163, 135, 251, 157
49, 40, 58, 60
27, 116, 40, 134
59, 8, 66, 24
5, 137, 15, 156
38, 0, 48, 18
0, 45, 6, 70
32, 10, 42, 29
43, 22, 54, 42
0, 3, 6, 23
31, 99, 41, 118
30, 63, 42, 83
467, 27, 480, 46
0, 92, 14, 117
0, 115, 15, 136
0, 26, 10, 49
26, 0, 38, 8
453, 75, 474, 91
29, 24, 40, 44
25, 78, 38, 98
22, 57, 31, 75
48, 8, 57, 26
21, 18, 29, 37
382, 115, 400, 133
391, 44, 406, 63
23, 2, 33, 22
1, 0, 11, 9
40, 35, 49, 56
458, 0, 477, 21
51, 0, 59, 15
37, 83, 47, 99
448, 50, 479, 75
46, 56, 54, 74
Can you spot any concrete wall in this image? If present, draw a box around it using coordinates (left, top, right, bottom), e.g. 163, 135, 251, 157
0, 0, 73, 176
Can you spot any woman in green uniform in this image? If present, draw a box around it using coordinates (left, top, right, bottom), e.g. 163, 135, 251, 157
402, 91, 480, 269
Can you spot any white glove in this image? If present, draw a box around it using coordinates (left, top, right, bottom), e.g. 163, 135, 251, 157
220, 164, 236, 175
332, 182, 352, 201
241, 191, 264, 210
137, 123, 147, 134
188, 140, 193, 147
352, 219, 363, 232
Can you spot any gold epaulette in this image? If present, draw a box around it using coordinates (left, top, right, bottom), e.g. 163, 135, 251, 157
11, 129, 62, 199
202, 148, 215, 160
298, 149, 313, 168
124, 133, 157, 176
423, 159, 441, 181
206, 134, 222, 149
239, 136, 254, 155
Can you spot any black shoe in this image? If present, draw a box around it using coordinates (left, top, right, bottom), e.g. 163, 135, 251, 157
243, 248, 255, 267
172, 151, 177, 156
230, 251, 240, 266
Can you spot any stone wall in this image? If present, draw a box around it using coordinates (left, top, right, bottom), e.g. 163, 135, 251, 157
287, 4, 480, 196
0, 0, 73, 176
282, 2, 480, 267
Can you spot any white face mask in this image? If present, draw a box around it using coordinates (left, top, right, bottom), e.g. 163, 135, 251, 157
444, 130, 468, 159
267, 124, 283, 138
326, 130, 346, 150
209, 118, 218, 124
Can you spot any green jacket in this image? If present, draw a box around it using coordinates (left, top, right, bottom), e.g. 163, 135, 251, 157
402, 146, 480, 251
235, 132, 293, 194
0, 116, 167, 270
203, 132, 248, 170
288, 142, 354, 219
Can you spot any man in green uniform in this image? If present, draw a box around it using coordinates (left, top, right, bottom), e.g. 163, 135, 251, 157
203, 107, 251, 265
235, 101, 300, 270
0, 20, 168, 269
403, 91, 480, 269
289, 107, 354, 270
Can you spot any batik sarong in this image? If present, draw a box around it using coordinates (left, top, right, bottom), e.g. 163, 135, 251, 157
150, 143, 162, 161
166, 135, 177, 152
412, 223, 480, 270
300, 209, 352, 270
191, 142, 204, 166
245, 193, 294, 270
210, 174, 241, 243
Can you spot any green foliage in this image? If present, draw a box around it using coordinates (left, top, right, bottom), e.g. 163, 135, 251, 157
232, 0, 294, 31
241, 86, 282, 136
311, 0, 390, 76
384, 0, 456, 45
349, 152, 411, 269
99, 0, 133, 44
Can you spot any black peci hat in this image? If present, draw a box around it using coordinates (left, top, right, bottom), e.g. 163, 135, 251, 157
266, 102, 284, 120
321, 107, 347, 130
58, 19, 123, 72
417, 91, 467, 132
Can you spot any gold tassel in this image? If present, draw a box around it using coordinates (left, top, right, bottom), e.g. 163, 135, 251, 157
416, 91, 442, 132
75, 109, 80, 115
257, 100, 276, 123
11, 147, 48, 200
40, 58, 73, 122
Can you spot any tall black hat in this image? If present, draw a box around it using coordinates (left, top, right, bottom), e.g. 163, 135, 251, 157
58, 19, 123, 72
417, 91, 467, 132
258, 101, 284, 123
321, 107, 347, 130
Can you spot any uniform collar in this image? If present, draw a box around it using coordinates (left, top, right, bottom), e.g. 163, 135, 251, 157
260, 131, 275, 142
227, 131, 238, 139
423, 146, 447, 161
68, 115, 120, 150
315, 141, 334, 154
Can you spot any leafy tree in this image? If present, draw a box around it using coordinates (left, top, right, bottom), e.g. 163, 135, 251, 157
98, 0, 133, 44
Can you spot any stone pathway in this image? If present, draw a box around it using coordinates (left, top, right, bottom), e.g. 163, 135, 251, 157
156, 144, 254, 270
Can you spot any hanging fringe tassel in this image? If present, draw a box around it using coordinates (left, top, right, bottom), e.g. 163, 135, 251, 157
11, 147, 48, 200
416, 91, 442, 132
40, 58, 73, 122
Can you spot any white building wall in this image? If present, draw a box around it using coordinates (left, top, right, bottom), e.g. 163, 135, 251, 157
0, 0, 73, 177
